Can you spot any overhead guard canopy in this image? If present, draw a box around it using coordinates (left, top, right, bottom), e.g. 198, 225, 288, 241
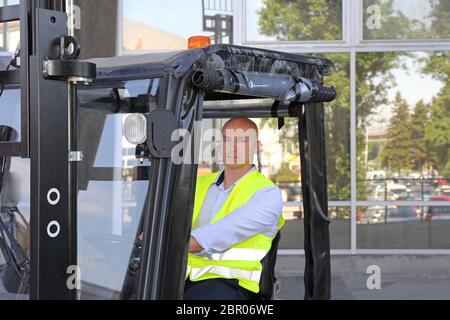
88, 44, 335, 103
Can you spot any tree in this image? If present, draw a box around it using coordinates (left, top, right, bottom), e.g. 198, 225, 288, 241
428, 0, 450, 39
380, 92, 413, 174
420, 49, 450, 177
409, 100, 436, 173
258, 0, 342, 41
424, 89, 450, 177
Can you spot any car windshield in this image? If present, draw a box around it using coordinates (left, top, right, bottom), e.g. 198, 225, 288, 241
388, 208, 415, 218
432, 207, 450, 215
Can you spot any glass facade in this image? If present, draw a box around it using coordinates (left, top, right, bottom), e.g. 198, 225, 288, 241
357, 51, 449, 201
120, 0, 450, 254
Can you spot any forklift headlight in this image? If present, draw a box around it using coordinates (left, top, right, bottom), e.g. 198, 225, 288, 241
124, 114, 147, 145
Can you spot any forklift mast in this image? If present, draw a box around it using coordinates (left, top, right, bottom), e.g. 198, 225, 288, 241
0, 0, 95, 299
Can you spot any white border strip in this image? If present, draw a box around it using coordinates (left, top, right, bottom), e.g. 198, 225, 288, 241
279, 249, 450, 256
284, 201, 450, 207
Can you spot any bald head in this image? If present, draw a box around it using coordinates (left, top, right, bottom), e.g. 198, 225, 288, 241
222, 118, 258, 136
221, 118, 259, 169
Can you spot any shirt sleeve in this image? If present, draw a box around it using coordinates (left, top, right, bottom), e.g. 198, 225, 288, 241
191, 186, 283, 254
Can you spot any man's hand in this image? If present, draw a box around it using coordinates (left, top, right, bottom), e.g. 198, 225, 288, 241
141, 232, 204, 253
141, 233, 204, 253
189, 236, 204, 253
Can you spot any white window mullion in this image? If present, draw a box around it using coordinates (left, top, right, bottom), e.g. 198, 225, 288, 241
350, 47, 357, 255
232, 0, 244, 45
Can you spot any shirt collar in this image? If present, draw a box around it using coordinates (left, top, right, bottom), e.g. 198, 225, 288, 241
214, 166, 257, 190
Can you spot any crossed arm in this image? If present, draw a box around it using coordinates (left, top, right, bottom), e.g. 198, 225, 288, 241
189, 186, 283, 255
142, 187, 283, 254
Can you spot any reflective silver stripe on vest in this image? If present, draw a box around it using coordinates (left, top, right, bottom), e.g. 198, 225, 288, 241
186, 265, 192, 279
190, 266, 262, 282
211, 248, 268, 261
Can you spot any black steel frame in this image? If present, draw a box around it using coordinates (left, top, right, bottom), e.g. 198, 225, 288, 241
298, 102, 331, 300
136, 75, 203, 300
113, 74, 331, 300
0, 0, 92, 300
88, 66, 332, 300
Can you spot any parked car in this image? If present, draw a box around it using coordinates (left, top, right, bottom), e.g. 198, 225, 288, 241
424, 196, 450, 220
383, 207, 419, 223
409, 185, 435, 201
436, 185, 450, 197
358, 206, 383, 224
372, 183, 407, 201
358, 206, 419, 224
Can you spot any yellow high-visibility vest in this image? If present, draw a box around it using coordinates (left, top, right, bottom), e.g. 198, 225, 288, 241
186, 170, 285, 294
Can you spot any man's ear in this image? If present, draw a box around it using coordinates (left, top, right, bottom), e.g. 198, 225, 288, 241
257, 140, 261, 153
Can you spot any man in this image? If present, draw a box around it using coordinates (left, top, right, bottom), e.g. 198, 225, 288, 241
184, 118, 284, 300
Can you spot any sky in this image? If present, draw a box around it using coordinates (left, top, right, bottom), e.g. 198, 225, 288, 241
245, 0, 276, 41
123, 0, 208, 39
390, 54, 442, 106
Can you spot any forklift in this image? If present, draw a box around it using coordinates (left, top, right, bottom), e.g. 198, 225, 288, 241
0, 1, 335, 300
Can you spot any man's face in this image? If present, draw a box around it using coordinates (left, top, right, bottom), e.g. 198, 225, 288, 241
221, 121, 258, 169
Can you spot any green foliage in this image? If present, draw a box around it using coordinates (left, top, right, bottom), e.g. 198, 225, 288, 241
258, 0, 342, 41
424, 87, 450, 176
322, 53, 351, 201
409, 100, 436, 171
420, 50, 450, 176
379, 93, 413, 173
428, 0, 450, 39
421, 51, 450, 83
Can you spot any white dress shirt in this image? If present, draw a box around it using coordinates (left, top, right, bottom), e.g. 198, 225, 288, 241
191, 167, 283, 255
